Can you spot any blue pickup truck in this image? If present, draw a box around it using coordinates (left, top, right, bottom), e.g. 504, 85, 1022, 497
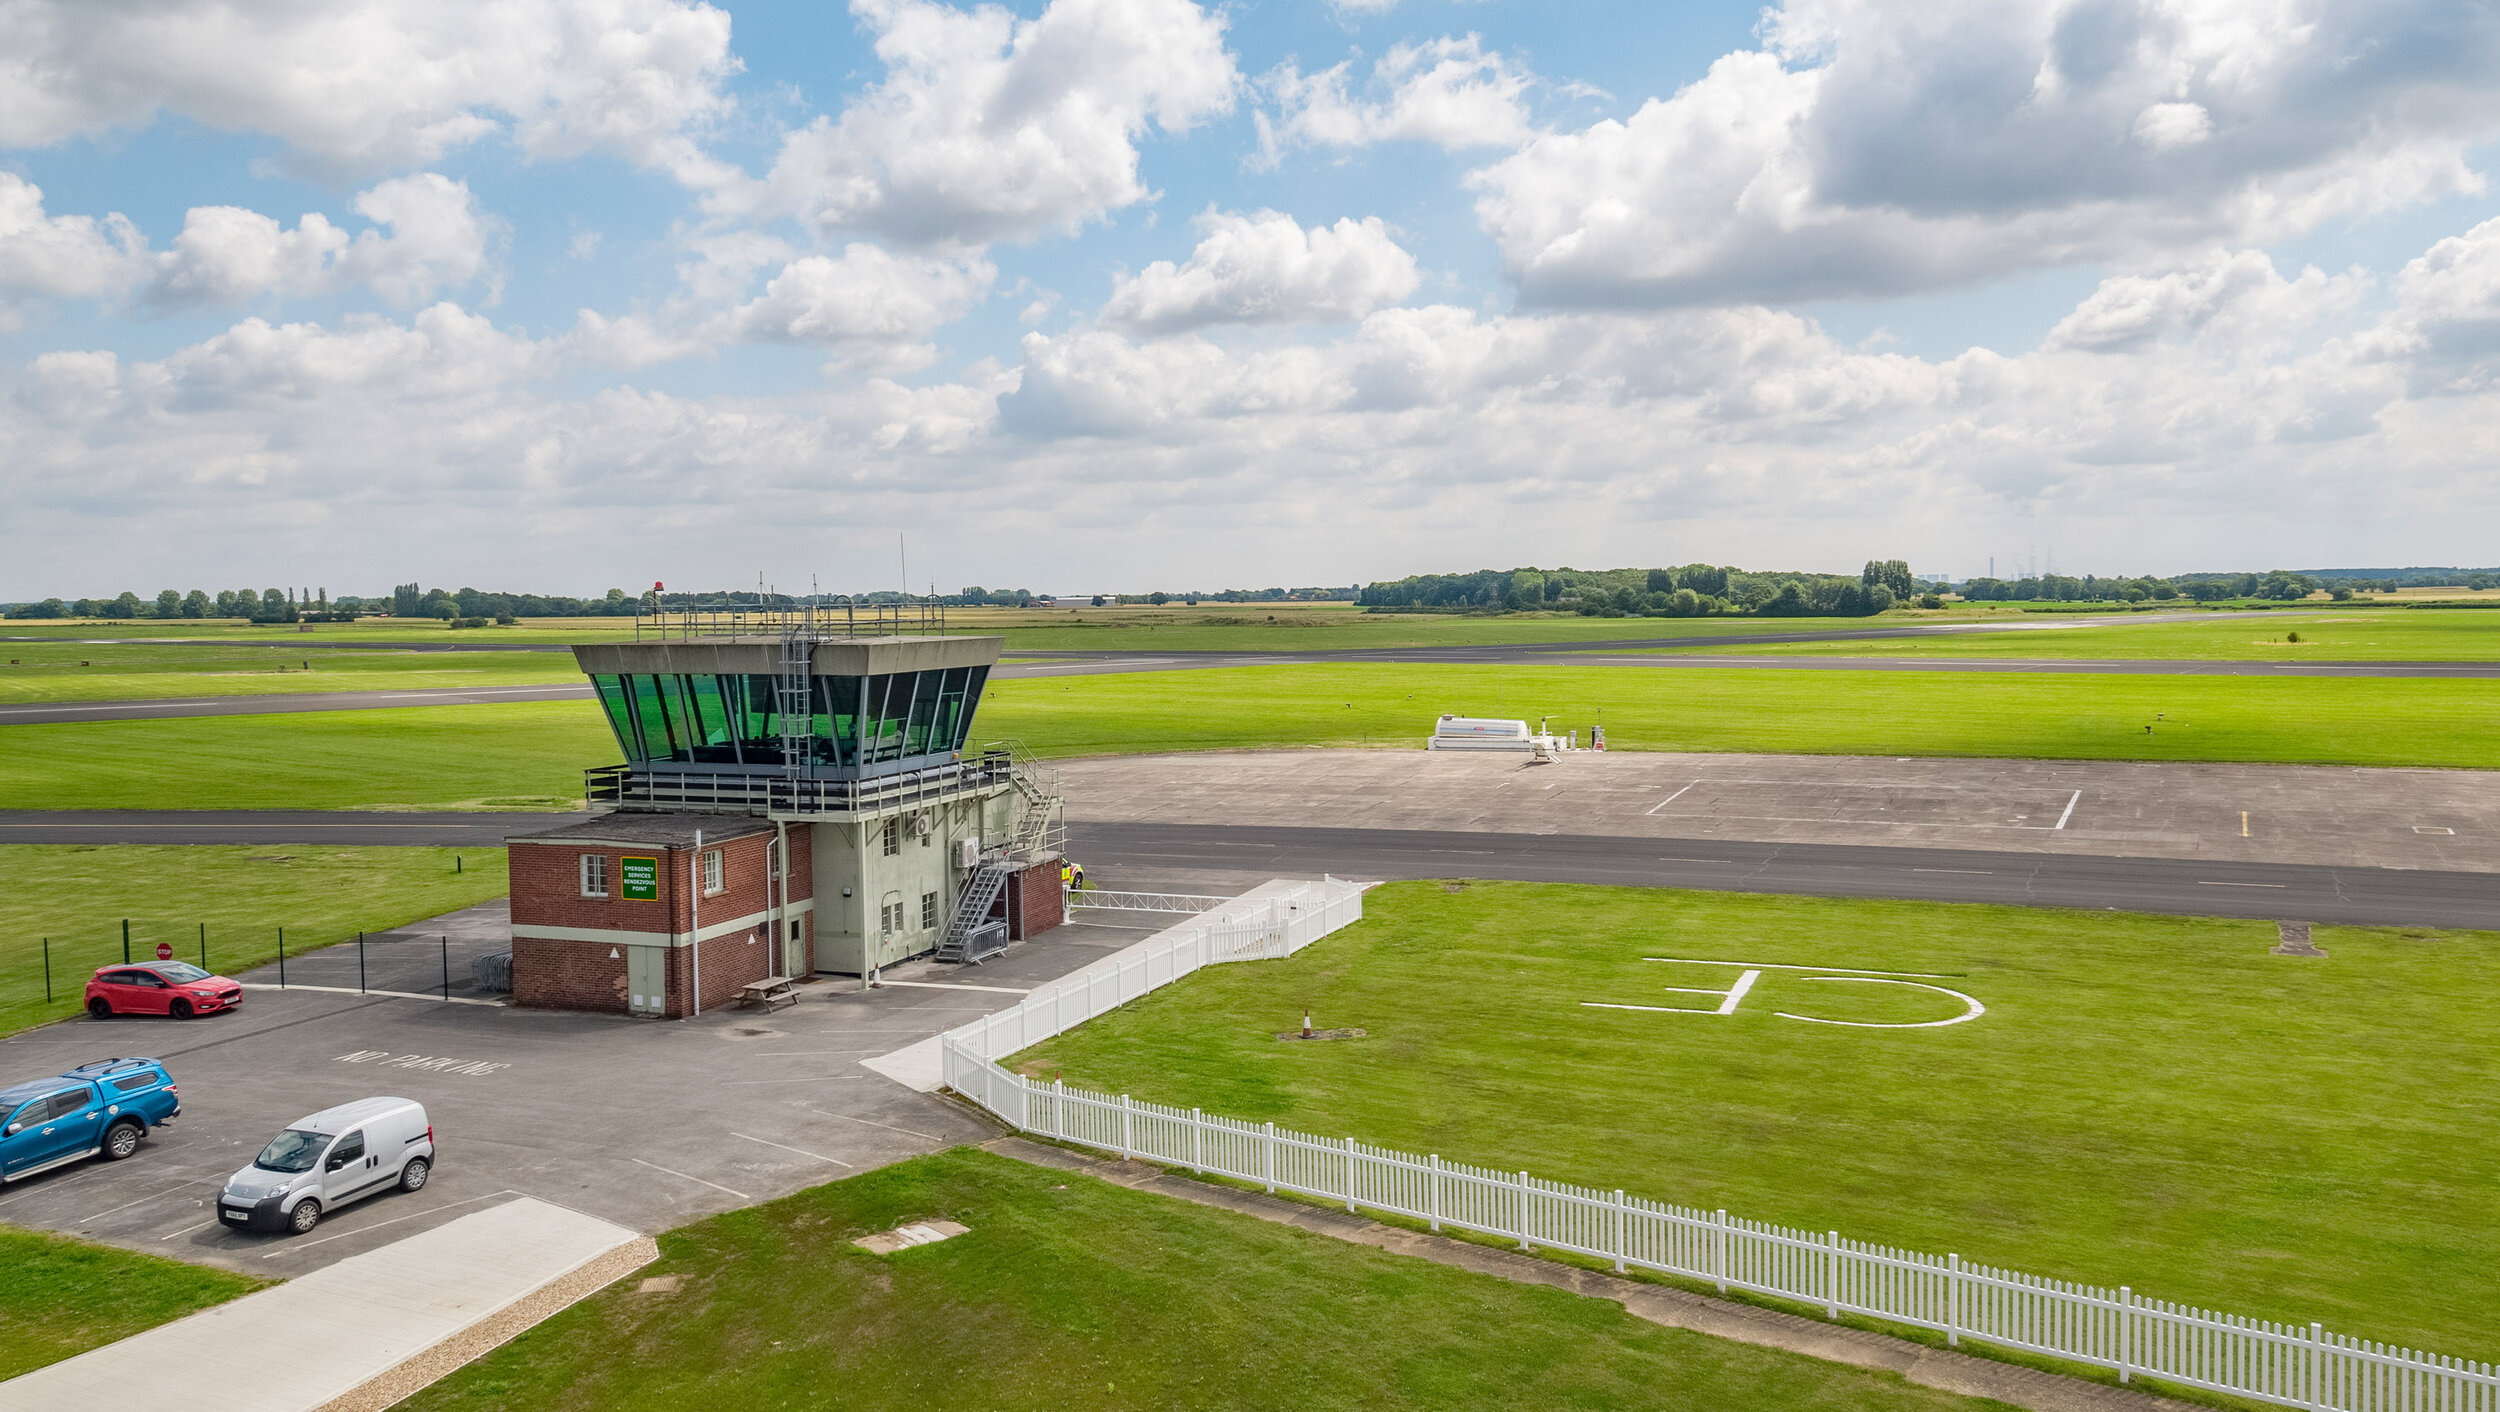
0, 1057, 181, 1182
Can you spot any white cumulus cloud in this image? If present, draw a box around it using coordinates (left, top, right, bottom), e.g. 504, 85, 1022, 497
2045, 249, 2366, 354
0, 0, 739, 180
1259, 34, 1532, 161
1472, 0, 2500, 307
0, 174, 144, 326
721, 244, 995, 362
1101, 210, 1420, 334
748, 0, 1238, 248
145, 175, 492, 309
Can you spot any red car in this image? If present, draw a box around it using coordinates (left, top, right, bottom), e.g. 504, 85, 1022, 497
85, 963, 242, 1020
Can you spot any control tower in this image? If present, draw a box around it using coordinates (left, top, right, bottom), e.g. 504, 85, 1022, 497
505, 603, 1064, 1018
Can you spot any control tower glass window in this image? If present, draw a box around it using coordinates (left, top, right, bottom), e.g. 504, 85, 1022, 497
589, 665, 988, 773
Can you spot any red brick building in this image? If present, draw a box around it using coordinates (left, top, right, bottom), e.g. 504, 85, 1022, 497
507, 813, 814, 1018
503, 627, 1071, 1019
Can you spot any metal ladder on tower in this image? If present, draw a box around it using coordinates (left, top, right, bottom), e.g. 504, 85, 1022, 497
936, 860, 1013, 963
775, 627, 813, 777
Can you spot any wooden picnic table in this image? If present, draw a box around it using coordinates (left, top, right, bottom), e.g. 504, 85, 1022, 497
738, 975, 798, 1012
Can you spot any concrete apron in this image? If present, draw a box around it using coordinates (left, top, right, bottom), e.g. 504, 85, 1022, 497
0, 1197, 653, 1412
983, 1136, 2202, 1412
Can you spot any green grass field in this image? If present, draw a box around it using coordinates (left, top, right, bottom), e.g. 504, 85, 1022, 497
2, 602, 2017, 655
4, 660, 2496, 816
403, 1147, 2001, 1412
984, 662, 2500, 769
0, 846, 510, 1035
0, 701, 613, 810
0, 639, 577, 703
1639, 608, 2500, 661
0, 1223, 269, 1379
1016, 882, 2500, 1360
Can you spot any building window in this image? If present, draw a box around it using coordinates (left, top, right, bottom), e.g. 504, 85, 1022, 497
881, 818, 900, 856
702, 848, 724, 895
879, 896, 902, 936
766, 839, 781, 879
580, 854, 609, 898
920, 891, 939, 929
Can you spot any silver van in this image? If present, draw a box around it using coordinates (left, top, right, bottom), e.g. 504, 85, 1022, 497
218, 1097, 433, 1235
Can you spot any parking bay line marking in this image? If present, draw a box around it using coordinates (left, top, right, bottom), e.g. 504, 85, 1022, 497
79, 1181, 203, 1224
2056, 790, 2081, 830
733, 1132, 853, 1167
632, 1159, 751, 1200
803, 1107, 949, 1143
264, 1189, 523, 1257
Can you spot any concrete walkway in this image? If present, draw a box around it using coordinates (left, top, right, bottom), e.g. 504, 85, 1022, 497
0, 1197, 653, 1412
986, 1136, 2203, 1412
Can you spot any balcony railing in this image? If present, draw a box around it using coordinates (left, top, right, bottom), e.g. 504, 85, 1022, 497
630, 599, 948, 642
587, 750, 1015, 817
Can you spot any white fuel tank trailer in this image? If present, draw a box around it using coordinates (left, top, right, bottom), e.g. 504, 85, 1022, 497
1427, 716, 1534, 751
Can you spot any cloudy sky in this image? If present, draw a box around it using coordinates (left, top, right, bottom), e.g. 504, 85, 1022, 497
3, 0, 2497, 597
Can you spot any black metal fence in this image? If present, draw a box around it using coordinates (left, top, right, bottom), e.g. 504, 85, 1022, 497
24, 920, 509, 1017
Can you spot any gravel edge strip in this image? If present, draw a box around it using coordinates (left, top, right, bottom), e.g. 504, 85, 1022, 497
312, 1232, 661, 1412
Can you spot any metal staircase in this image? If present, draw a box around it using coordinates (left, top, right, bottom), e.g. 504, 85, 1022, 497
991, 740, 1065, 858
935, 862, 1013, 964
932, 742, 1063, 965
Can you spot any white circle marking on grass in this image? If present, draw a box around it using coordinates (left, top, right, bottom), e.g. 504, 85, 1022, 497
1772, 977, 1986, 1029
1584, 958, 1986, 1027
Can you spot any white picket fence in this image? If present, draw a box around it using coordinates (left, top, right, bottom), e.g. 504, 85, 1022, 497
945, 878, 1366, 1064
940, 884, 2499, 1412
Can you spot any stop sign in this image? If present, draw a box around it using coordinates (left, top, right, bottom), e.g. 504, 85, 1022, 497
155, 942, 173, 961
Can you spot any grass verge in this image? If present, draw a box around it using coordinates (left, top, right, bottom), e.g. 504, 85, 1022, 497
983, 661, 2500, 769
1639, 608, 2500, 661
0, 701, 613, 810
403, 1146, 2004, 1411
0, 1223, 268, 1379
0, 846, 509, 1035
1017, 880, 2500, 1361
0, 641, 577, 704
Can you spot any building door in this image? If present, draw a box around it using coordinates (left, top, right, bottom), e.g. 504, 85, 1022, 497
627, 945, 666, 1017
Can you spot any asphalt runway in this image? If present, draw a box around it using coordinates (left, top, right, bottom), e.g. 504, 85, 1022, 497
1069, 820, 2500, 930
7, 806, 2492, 931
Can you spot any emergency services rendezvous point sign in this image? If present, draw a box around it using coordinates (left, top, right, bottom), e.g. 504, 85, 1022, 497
621, 856, 659, 901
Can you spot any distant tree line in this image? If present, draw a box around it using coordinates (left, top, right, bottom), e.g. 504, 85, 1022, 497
5, 587, 348, 621
1352, 560, 2500, 618
1099, 586, 1358, 607
1357, 562, 1940, 618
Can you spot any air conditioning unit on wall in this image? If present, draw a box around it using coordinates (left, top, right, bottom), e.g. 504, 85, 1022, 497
910, 812, 933, 839
956, 837, 981, 870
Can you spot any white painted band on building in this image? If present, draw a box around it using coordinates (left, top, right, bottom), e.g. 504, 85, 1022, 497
513, 897, 814, 949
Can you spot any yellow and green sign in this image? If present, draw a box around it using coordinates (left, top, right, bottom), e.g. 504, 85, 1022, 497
620, 855, 659, 901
